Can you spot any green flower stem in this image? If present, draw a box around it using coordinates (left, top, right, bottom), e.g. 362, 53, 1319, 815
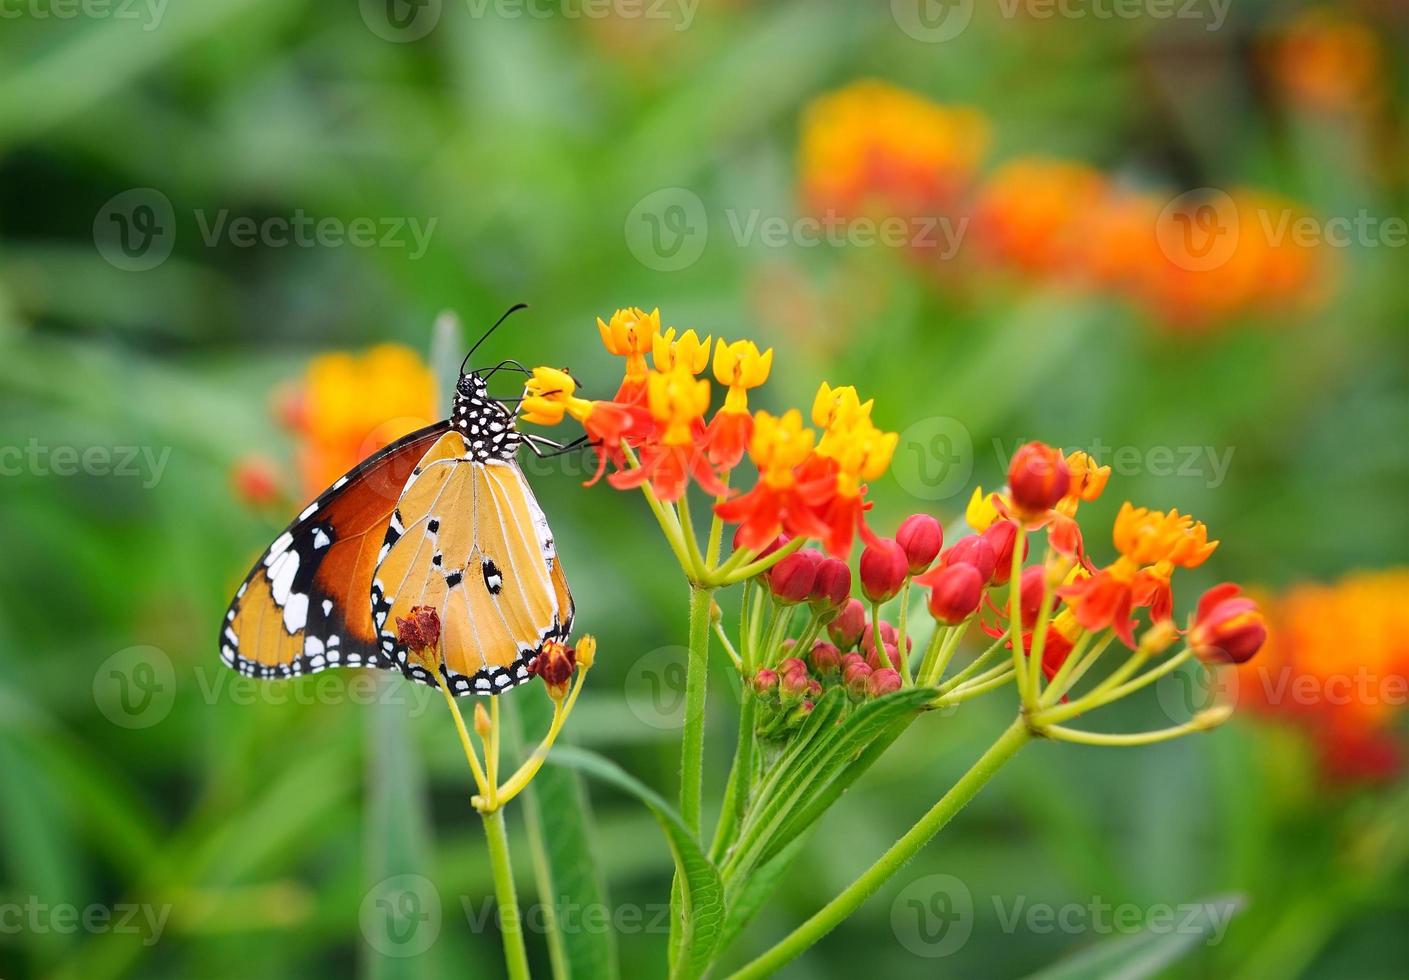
935, 627, 1009, 694
710, 690, 757, 863
705, 479, 730, 568
482, 808, 532, 980
713, 544, 758, 581
934, 666, 1017, 707
727, 718, 1032, 979
1041, 713, 1227, 746
676, 492, 707, 579
1024, 558, 1058, 707
680, 583, 716, 834
1038, 630, 1095, 704
1007, 527, 1031, 703
894, 581, 914, 685
622, 443, 696, 577
714, 535, 807, 586
914, 625, 949, 684
1037, 649, 1151, 725
713, 619, 743, 671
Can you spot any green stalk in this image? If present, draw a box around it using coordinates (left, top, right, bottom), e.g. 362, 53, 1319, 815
680, 584, 716, 832
482, 808, 532, 980
726, 718, 1032, 979
710, 691, 757, 863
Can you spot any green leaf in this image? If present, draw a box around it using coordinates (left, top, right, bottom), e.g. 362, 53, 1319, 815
511, 694, 618, 980
725, 687, 933, 885
713, 835, 808, 960
547, 746, 723, 980
1022, 894, 1245, 980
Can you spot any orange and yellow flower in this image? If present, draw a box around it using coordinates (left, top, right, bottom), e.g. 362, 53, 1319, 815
706, 339, 773, 468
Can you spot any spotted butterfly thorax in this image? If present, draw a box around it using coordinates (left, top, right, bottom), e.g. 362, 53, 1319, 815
221, 342, 574, 697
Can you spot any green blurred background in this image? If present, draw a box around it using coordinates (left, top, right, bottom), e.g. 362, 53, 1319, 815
2, 1, 1408, 978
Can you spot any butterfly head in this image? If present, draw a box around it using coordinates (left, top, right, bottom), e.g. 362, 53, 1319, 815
452, 370, 522, 462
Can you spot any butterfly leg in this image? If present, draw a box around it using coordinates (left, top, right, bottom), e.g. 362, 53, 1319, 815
523, 433, 589, 459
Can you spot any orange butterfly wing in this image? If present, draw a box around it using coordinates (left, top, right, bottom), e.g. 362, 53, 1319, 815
220, 422, 449, 678
371, 431, 573, 695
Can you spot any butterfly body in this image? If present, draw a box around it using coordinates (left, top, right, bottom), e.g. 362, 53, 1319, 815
221, 366, 572, 696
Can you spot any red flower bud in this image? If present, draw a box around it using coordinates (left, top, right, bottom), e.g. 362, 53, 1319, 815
768, 550, 820, 605
926, 564, 985, 624
827, 598, 868, 649
1008, 442, 1070, 516
981, 520, 1026, 584
1018, 565, 1047, 627
896, 514, 943, 574
809, 557, 853, 611
1190, 584, 1267, 664
752, 668, 779, 698
860, 620, 897, 657
942, 535, 998, 583
737, 529, 787, 563
843, 661, 873, 701
867, 667, 903, 698
859, 538, 909, 603
808, 641, 843, 677
840, 651, 867, 671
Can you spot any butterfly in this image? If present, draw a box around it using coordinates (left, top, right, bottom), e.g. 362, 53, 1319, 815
219, 306, 575, 696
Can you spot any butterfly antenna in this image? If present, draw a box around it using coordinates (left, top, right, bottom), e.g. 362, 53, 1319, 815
461, 303, 528, 375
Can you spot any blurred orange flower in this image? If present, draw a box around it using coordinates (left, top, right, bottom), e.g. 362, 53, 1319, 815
277, 344, 438, 498
1262, 9, 1384, 114
800, 80, 989, 228
1239, 569, 1409, 784
973, 157, 1108, 278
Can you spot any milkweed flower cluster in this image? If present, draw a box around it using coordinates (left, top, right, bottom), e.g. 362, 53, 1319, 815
1238, 569, 1409, 785
797, 80, 1331, 330
1260, 8, 1385, 115
521, 308, 1267, 749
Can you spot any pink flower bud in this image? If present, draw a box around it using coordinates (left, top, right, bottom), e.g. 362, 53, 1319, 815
808, 641, 843, 677
896, 514, 943, 574
1008, 441, 1070, 516
768, 549, 820, 605
926, 563, 985, 624
843, 661, 873, 701
867, 667, 903, 697
777, 656, 807, 676
859, 538, 909, 603
827, 598, 867, 649
752, 668, 779, 698
866, 642, 903, 672
779, 667, 811, 703
809, 557, 853, 611
840, 651, 867, 671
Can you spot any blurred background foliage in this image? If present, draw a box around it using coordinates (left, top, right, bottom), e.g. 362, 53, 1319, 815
2, 0, 1408, 977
